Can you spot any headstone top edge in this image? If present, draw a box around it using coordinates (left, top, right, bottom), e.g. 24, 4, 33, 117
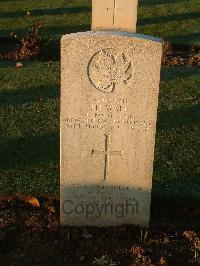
61, 31, 162, 43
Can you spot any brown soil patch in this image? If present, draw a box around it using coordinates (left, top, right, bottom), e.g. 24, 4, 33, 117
1, 196, 200, 266
162, 41, 200, 66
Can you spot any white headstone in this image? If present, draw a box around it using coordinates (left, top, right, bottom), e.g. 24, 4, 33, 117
60, 31, 162, 227
92, 0, 138, 32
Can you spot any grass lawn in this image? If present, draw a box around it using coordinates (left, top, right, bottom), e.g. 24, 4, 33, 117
0, 0, 199, 45
0, 0, 199, 199
0, 62, 199, 198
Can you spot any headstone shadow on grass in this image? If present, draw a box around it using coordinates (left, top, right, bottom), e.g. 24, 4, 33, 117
138, 11, 200, 26
0, 84, 59, 106
0, 6, 91, 19
140, 0, 188, 6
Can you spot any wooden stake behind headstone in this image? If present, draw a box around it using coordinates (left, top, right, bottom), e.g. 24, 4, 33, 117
92, 0, 138, 32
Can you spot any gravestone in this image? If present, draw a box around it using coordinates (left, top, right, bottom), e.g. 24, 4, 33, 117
92, 0, 138, 32
60, 31, 162, 227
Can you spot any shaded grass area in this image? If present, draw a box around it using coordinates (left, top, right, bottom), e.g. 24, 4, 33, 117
0, 62, 60, 195
138, 0, 200, 45
0, 0, 199, 45
0, 63, 199, 198
154, 67, 200, 199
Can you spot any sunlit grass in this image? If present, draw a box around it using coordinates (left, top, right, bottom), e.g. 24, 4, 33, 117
0, 63, 199, 198
0, 0, 199, 44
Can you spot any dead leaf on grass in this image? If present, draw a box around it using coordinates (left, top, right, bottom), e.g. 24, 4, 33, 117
16, 62, 23, 68
27, 197, 40, 208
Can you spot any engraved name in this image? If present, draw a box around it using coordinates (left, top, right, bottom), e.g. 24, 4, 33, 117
64, 98, 154, 132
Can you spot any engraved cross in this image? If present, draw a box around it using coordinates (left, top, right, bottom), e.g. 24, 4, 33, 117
107, 0, 122, 25
91, 134, 123, 181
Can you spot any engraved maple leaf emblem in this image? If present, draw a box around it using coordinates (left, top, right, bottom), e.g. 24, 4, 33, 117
88, 49, 133, 93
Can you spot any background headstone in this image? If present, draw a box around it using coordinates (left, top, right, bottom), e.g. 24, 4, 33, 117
60, 31, 162, 227
92, 0, 138, 32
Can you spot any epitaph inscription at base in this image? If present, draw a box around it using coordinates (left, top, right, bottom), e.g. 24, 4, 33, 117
60, 31, 162, 227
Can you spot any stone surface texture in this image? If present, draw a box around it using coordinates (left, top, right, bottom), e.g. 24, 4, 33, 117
60, 31, 162, 227
92, 0, 138, 32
